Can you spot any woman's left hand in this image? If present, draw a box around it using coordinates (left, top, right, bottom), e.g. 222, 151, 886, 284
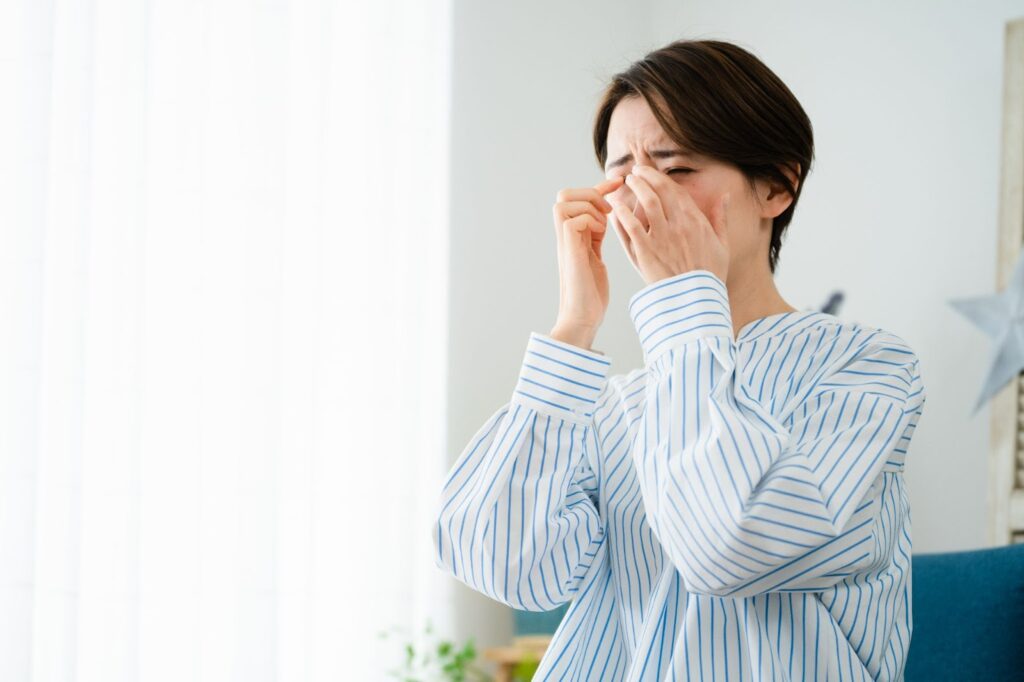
609, 163, 731, 286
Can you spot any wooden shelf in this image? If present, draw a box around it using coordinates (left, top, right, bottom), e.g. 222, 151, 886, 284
482, 635, 552, 682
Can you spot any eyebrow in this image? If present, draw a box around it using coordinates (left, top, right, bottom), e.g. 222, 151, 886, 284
604, 147, 693, 171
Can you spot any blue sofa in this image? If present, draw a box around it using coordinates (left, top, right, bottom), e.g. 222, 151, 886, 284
905, 542, 1024, 681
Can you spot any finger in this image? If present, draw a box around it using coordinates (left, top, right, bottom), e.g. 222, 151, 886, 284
592, 222, 605, 260
707, 192, 731, 244
594, 176, 626, 192
557, 206, 602, 276
623, 171, 667, 232
631, 196, 649, 234
593, 176, 626, 207
564, 211, 607, 238
554, 213, 564, 290
609, 208, 639, 270
555, 200, 608, 226
610, 199, 649, 257
633, 163, 701, 222
564, 213, 606, 261
557, 180, 622, 214
630, 163, 675, 193
553, 202, 602, 284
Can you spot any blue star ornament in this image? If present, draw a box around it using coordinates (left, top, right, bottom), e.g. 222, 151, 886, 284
949, 246, 1024, 416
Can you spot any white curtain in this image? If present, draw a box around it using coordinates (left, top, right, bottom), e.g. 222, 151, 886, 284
0, 0, 453, 680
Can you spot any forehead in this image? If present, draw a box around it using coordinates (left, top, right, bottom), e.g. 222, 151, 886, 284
606, 96, 674, 149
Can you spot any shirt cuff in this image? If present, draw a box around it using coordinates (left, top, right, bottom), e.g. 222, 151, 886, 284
628, 269, 733, 365
512, 331, 612, 422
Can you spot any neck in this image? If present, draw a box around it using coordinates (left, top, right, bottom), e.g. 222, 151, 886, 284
725, 260, 797, 341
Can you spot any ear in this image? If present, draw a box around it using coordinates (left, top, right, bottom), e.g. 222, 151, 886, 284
758, 162, 801, 219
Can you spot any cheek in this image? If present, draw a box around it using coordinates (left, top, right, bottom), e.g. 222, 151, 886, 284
685, 188, 716, 220
668, 174, 708, 209
683, 179, 733, 224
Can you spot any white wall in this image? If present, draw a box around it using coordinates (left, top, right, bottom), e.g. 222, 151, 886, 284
447, 0, 1024, 651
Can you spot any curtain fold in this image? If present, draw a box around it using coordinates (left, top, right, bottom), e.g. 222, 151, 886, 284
0, 1, 453, 679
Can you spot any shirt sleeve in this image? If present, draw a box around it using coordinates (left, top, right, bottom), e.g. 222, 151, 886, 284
628, 269, 927, 599
431, 331, 612, 611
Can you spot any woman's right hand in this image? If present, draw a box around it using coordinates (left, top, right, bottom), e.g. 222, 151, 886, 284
550, 176, 626, 350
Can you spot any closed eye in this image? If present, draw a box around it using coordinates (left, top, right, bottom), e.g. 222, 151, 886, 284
667, 167, 695, 175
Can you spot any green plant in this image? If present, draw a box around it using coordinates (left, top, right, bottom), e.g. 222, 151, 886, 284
378, 619, 494, 682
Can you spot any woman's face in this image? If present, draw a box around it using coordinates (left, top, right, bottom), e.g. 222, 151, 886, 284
603, 95, 792, 275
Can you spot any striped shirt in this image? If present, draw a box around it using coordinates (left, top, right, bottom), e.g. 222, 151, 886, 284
432, 269, 927, 681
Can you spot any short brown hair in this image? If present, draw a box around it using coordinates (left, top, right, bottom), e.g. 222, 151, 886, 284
592, 39, 814, 274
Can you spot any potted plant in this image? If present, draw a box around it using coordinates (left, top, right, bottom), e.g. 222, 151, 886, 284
378, 619, 493, 682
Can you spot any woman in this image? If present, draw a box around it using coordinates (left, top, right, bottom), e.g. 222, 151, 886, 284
432, 38, 926, 681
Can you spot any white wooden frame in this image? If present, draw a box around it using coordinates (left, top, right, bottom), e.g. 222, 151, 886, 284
992, 17, 1024, 546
